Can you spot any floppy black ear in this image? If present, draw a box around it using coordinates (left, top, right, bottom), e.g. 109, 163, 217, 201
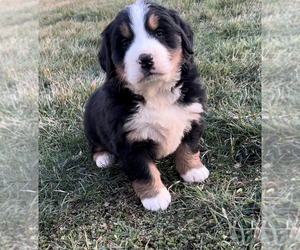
178, 17, 194, 55
168, 9, 194, 57
98, 23, 115, 79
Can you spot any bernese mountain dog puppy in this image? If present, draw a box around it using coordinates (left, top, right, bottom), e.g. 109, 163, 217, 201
84, 0, 209, 211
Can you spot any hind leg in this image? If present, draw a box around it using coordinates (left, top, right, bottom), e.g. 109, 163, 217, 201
93, 149, 116, 168
87, 140, 116, 168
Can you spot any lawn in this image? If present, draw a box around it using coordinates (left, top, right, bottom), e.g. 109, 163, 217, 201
261, 0, 300, 248
0, 0, 38, 249
39, 0, 261, 249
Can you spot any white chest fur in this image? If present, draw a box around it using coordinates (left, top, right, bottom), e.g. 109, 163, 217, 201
124, 88, 203, 158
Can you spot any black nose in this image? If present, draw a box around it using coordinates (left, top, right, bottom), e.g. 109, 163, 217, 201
138, 53, 154, 69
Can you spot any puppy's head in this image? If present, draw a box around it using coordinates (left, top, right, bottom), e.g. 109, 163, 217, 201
98, 1, 194, 94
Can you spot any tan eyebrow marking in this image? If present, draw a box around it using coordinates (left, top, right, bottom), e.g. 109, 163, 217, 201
120, 23, 131, 38
148, 13, 159, 31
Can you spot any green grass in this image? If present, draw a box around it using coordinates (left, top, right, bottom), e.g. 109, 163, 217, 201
39, 0, 261, 248
261, 0, 300, 248
0, 0, 38, 249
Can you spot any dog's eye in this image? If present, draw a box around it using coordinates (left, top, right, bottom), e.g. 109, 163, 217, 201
155, 29, 164, 37
121, 39, 129, 48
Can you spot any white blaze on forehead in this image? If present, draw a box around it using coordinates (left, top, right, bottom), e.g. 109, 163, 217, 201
124, 1, 174, 87
129, 1, 149, 38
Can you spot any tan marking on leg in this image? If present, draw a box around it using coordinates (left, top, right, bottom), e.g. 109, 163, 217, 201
92, 146, 105, 162
148, 14, 159, 31
120, 23, 130, 38
174, 143, 204, 176
95, 145, 104, 152
93, 152, 105, 162
132, 162, 165, 200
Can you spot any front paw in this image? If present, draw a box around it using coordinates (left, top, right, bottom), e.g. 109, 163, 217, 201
141, 187, 171, 211
181, 166, 209, 182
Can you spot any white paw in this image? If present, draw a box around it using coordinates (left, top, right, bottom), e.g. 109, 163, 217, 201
181, 166, 209, 182
95, 152, 115, 168
141, 188, 171, 211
